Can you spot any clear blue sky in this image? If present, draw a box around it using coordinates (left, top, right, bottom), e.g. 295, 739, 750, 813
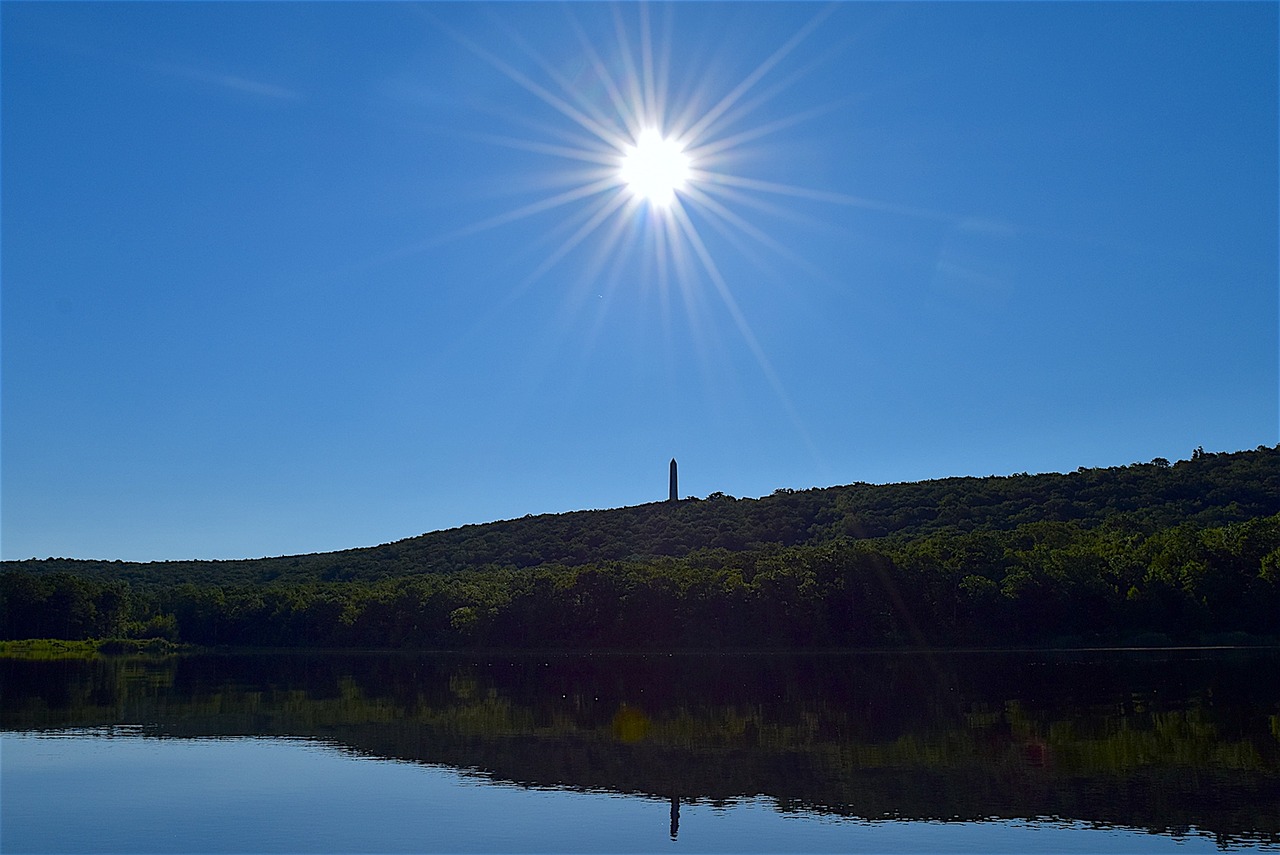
3, 2, 1276, 562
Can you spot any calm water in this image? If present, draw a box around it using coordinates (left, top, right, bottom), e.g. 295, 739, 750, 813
3, 649, 1279, 853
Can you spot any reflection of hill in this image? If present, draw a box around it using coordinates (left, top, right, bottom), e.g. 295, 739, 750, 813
4, 651, 1279, 848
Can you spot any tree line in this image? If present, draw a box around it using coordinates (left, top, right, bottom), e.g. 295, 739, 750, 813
7, 445, 1278, 590
4, 506, 1278, 648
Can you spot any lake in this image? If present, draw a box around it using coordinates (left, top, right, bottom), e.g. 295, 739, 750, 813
3, 649, 1279, 853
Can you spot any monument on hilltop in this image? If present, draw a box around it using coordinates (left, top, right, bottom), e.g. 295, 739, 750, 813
669, 458, 678, 502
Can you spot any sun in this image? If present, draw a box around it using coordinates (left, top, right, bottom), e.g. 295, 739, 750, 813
618, 129, 691, 208
425, 4, 846, 460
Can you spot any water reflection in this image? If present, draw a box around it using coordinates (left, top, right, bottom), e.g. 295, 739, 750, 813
3, 649, 1279, 849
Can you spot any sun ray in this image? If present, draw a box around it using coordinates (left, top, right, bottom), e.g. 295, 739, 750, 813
448, 194, 642, 353
611, 6, 648, 136
694, 169, 955, 222
653, 6, 676, 140
576, 204, 664, 351
484, 11, 625, 140
684, 99, 850, 163
461, 131, 623, 169
437, 174, 621, 245
679, 184, 832, 285
458, 132, 614, 169
639, 4, 658, 128
705, 24, 867, 135
521, 188, 634, 286
664, 206, 715, 353
687, 188, 864, 297
668, 201, 824, 465
574, 197, 649, 299
669, 202, 771, 375
682, 49, 852, 159
653, 203, 673, 310
459, 94, 618, 154
692, 177, 862, 240
566, 11, 641, 135
431, 11, 630, 152
681, 6, 836, 144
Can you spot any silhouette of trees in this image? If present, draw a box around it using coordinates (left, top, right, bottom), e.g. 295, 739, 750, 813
3, 446, 1279, 648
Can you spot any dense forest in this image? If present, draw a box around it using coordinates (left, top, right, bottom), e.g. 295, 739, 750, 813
3, 446, 1279, 648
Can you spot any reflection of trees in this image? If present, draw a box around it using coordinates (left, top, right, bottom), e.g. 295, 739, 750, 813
3, 651, 1279, 848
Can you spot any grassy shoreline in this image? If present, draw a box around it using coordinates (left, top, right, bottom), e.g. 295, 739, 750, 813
3, 634, 1277, 660
0, 638, 191, 659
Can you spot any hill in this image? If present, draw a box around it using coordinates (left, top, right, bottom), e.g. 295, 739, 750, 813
3, 445, 1279, 648
7, 446, 1279, 586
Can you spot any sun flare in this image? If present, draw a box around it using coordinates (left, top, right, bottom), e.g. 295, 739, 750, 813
430, 4, 844, 455
618, 129, 690, 208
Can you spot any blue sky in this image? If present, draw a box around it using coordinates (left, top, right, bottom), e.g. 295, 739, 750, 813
3, 2, 1276, 562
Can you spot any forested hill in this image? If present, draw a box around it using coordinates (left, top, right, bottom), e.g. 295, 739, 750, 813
8, 446, 1278, 588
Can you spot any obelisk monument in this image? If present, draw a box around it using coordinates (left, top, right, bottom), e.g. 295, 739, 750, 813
669, 458, 678, 502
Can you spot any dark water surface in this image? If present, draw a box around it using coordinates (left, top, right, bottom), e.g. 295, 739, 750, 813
3, 649, 1279, 853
